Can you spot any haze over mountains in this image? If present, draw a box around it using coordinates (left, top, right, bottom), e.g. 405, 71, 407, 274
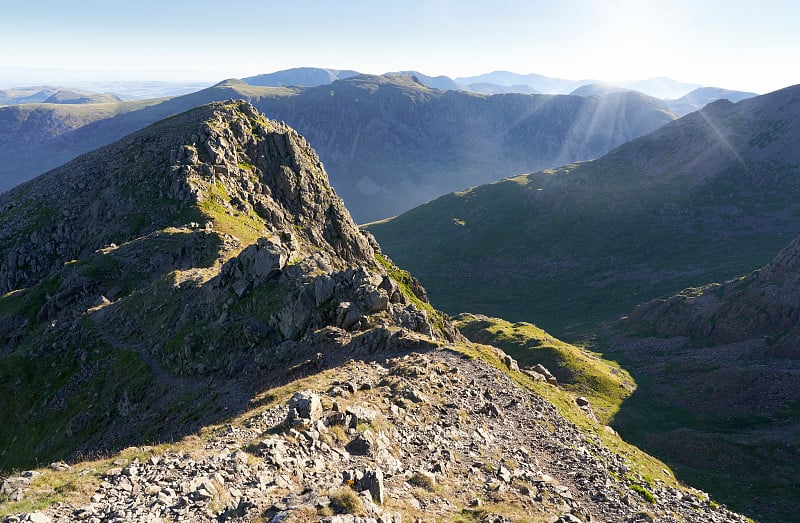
0, 72, 677, 222
0, 68, 760, 222
0, 68, 758, 220
234, 66, 756, 100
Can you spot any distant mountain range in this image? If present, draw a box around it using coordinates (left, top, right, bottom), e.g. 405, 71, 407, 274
244, 67, 756, 112
242, 67, 756, 102
243, 66, 360, 87
0, 74, 675, 222
367, 84, 800, 334
384, 70, 465, 91
664, 86, 758, 116
567, 84, 758, 116
0, 86, 121, 105
253, 75, 675, 221
455, 71, 704, 98
456, 71, 599, 95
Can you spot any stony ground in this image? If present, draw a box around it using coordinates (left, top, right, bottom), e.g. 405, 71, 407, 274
1, 345, 750, 523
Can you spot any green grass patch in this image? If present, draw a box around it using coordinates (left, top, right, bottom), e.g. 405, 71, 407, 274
0, 336, 152, 472
328, 488, 363, 515
0, 275, 61, 328
455, 314, 634, 423
630, 483, 656, 503
198, 180, 265, 246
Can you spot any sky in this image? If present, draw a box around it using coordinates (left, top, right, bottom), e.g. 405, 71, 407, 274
1, 0, 797, 93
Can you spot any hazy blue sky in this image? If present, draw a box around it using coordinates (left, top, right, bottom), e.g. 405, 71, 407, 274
1, 0, 797, 93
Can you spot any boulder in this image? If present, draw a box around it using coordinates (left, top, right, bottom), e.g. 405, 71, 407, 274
527, 364, 558, 385
361, 468, 385, 505
314, 274, 336, 306
286, 391, 323, 423
503, 354, 519, 372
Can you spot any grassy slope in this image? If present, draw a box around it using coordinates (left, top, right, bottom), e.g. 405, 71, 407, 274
454, 313, 634, 424
366, 160, 797, 337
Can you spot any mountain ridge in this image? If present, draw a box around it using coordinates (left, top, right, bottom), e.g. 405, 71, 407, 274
0, 100, 456, 472
0, 74, 677, 222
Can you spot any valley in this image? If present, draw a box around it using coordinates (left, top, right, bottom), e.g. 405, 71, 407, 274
367, 84, 800, 335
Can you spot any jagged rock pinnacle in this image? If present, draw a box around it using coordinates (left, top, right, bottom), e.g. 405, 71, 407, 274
0, 101, 456, 467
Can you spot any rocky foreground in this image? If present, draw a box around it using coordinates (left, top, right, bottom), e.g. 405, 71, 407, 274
2, 347, 748, 523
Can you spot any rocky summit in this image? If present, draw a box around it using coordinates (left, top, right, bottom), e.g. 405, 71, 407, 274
0, 100, 455, 471
0, 102, 750, 522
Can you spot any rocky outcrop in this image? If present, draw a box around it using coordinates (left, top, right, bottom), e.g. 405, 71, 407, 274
0, 101, 456, 470
622, 233, 800, 356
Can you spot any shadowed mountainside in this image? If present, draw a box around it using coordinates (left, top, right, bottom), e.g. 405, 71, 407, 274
606, 232, 800, 521
367, 84, 800, 335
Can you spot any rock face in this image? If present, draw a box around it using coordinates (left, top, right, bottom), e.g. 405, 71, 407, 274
0, 101, 456, 470
623, 233, 800, 354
